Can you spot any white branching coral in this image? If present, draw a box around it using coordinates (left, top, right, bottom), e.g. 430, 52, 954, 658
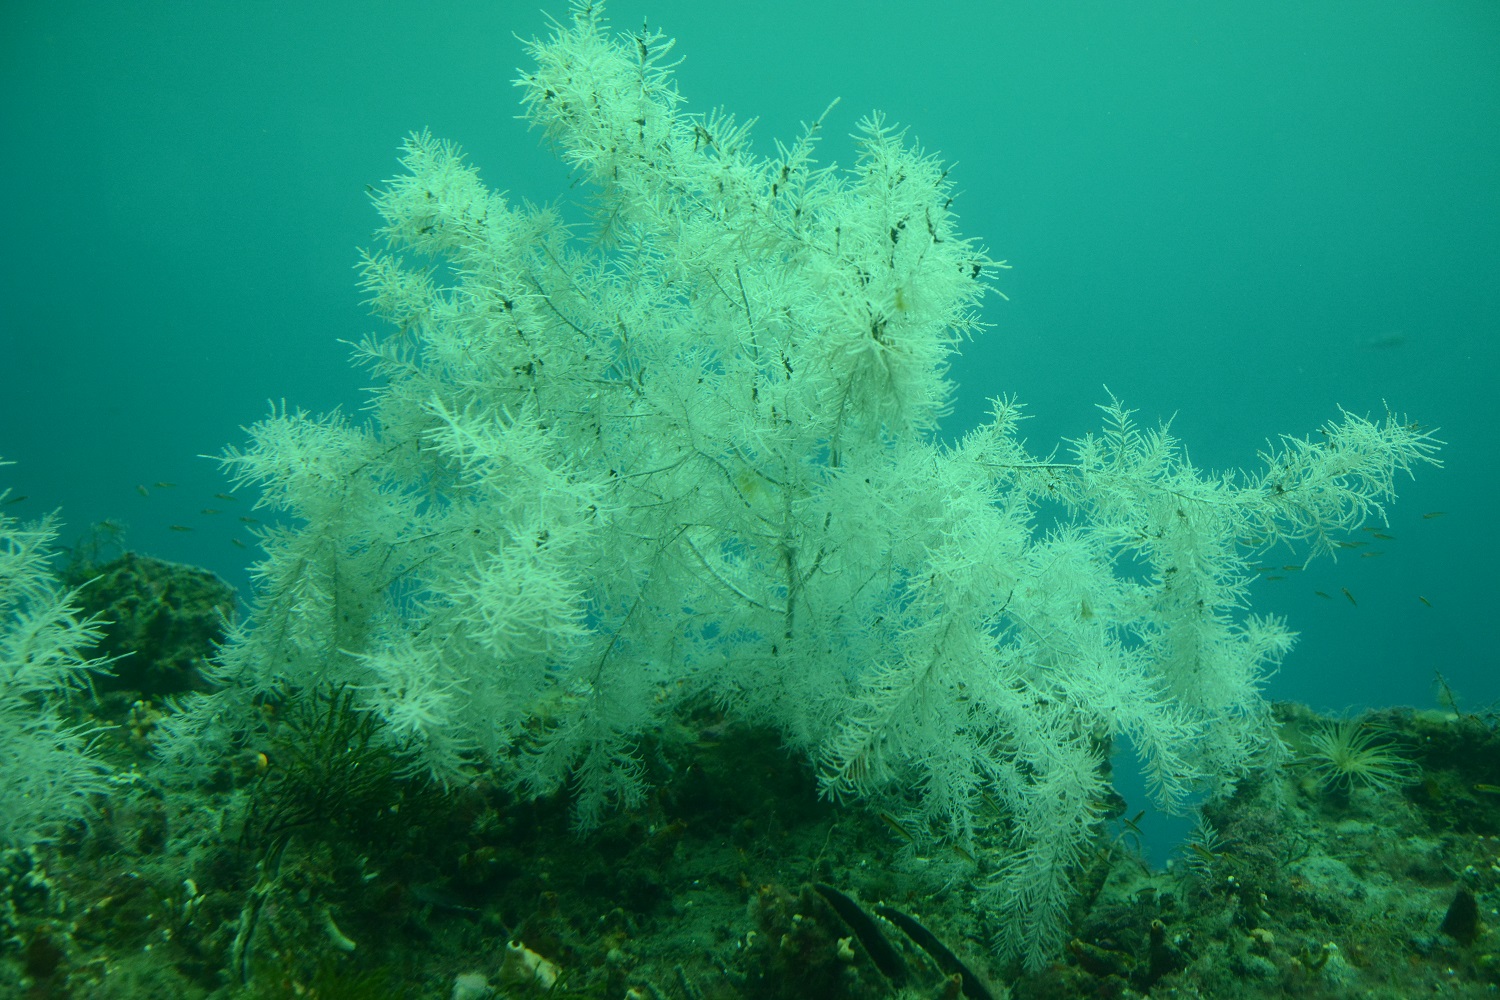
157, 2, 1440, 969
0, 462, 113, 846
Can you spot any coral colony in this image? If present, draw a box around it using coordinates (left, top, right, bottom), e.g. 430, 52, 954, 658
3, 1, 1440, 980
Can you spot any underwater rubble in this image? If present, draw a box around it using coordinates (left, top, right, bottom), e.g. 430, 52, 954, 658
1, 552, 1496, 999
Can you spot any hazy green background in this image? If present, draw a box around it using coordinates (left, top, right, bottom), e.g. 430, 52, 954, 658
3, 1, 1495, 717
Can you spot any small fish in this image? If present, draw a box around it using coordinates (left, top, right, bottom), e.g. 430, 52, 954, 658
239, 515, 260, 524
1265, 575, 1285, 581
136, 485, 150, 497
1314, 591, 1332, 600
1281, 565, 1303, 572
1188, 841, 1221, 864
1360, 550, 1384, 558
154, 481, 177, 489
1418, 595, 1432, 608
1475, 784, 1500, 796
1335, 540, 1368, 549
947, 842, 977, 866
200, 508, 221, 515
168, 524, 193, 532
1422, 511, 1446, 519
2, 494, 26, 505
214, 493, 238, 502
879, 811, 916, 845
1341, 587, 1357, 606
231, 538, 248, 549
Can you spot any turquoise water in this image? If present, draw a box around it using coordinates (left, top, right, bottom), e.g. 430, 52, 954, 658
3, 0, 1495, 715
